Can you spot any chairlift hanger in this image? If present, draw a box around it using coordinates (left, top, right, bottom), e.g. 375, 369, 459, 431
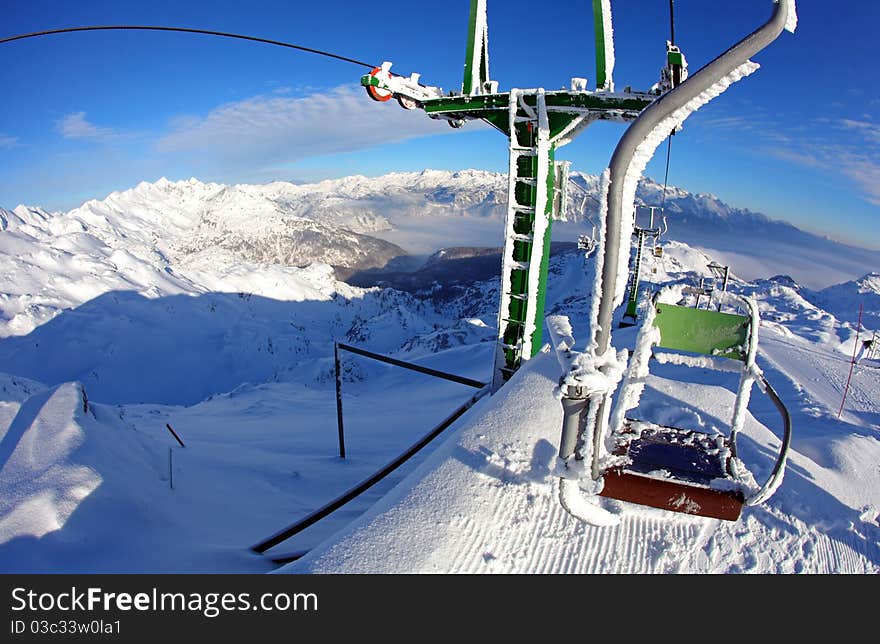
554, 0, 797, 523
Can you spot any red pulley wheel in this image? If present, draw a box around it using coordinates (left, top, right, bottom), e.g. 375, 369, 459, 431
366, 67, 393, 102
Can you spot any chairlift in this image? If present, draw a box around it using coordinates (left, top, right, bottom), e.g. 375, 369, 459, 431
555, 0, 796, 525
598, 289, 791, 520
577, 231, 597, 257
652, 213, 668, 258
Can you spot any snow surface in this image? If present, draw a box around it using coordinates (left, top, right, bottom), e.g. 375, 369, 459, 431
285, 347, 879, 573
0, 173, 878, 573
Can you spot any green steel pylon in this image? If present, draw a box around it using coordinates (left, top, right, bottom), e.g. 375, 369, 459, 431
361, 0, 676, 391
621, 206, 666, 326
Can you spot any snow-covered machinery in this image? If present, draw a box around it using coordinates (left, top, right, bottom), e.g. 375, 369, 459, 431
555, 0, 798, 523
361, 0, 687, 392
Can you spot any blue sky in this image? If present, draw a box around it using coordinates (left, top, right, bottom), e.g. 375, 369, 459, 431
1, 0, 878, 250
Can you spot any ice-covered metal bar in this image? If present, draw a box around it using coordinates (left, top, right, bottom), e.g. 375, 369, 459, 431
557, 0, 798, 511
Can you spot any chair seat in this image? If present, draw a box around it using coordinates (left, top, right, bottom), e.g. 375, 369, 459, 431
599, 419, 745, 520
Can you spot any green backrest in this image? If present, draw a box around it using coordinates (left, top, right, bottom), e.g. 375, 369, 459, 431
653, 303, 750, 361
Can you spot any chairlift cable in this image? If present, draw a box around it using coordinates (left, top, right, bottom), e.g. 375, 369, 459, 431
659, 0, 676, 213
660, 135, 672, 213
0, 25, 377, 69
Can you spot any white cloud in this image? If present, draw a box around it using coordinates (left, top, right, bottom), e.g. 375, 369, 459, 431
56, 112, 119, 142
839, 118, 880, 144
836, 155, 880, 206
765, 142, 880, 206
156, 85, 464, 168
757, 114, 880, 208
763, 147, 823, 169
0, 134, 18, 148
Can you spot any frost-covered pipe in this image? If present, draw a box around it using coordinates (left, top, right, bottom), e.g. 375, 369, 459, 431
727, 291, 761, 453
747, 375, 792, 505
593, 0, 796, 356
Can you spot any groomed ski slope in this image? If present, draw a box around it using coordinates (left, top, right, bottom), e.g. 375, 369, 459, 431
284, 339, 880, 574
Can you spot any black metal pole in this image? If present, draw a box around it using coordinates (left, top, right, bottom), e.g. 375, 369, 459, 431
165, 423, 186, 448
336, 343, 486, 389
334, 343, 346, 459
252, 387, 488, 554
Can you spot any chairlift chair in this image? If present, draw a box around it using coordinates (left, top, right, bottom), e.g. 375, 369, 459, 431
652, 214, 668, 258
597, 288, 792, 520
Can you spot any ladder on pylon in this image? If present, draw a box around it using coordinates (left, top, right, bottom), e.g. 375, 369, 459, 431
493, 89, 554, 391
620, 235, 644, 325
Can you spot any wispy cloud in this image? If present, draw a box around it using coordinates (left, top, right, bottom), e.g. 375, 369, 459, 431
763, 147, 823, 169
764, 141, 880, 207
0, 134, 18, 149
755, 114, 880, 207
156, 85, 463, 170
839, 118, 880, 144
692, 108, 792, 144
835, 154, 880, 206
56, 112, 120, 142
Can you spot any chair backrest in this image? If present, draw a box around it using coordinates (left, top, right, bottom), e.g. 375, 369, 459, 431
652, 303, 750, 361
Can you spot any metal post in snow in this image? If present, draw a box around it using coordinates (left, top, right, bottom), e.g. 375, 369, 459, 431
334, 343, 346, 459
717, 265, 730, 312
837, 302, 863, 419
694, 278, 705, 310
165, 423, 186, 448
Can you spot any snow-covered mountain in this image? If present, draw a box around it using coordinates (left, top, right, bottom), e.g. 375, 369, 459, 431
814, 272, 880, 327
4, 169, 877, 341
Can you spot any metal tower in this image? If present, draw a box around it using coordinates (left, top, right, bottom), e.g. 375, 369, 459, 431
620, 206, 667, 326
361, 0, 684, 391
